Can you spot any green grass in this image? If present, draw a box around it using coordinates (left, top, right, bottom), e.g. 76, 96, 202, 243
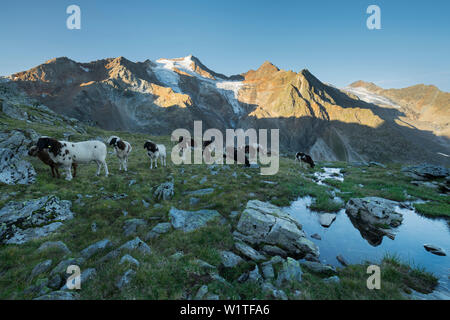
292, 255, 438, 300
0, 107, 447, 300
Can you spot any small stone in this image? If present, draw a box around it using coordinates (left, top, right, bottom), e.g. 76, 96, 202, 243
311, 233, 321, 240
220, 250, 244, 268
189, 197, 200, 206
323, 276, 340, 284
424, 244, 446, 256
116, 269, 136, 289
234, 242, 267, 261
81, 239, 113, 259
248, 265, 262, 282
336, 254, 349, 266
34, 290, 78, 300
319, 213, 337, 228
194, 285, 208, 300
48, 274, 62, 289
144, 222, 172, 240
170, 251, 184, 260
272, 289, 288, 300
120, 254, 140, 267
261, 263, 275, 280
276, 257, 303, 286
31, 259, 52, 279
123, 219, 147, 237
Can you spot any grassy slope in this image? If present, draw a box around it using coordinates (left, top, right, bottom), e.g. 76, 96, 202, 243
0, 111, 444, 300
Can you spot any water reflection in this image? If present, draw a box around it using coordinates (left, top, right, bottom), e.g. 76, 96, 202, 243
284, 196, 450, 298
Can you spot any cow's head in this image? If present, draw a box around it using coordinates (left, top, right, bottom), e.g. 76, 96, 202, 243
144, 141, 158, 153
37, 137, 62, 156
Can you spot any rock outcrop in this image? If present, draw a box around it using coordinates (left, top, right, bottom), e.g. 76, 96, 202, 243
345, 197, 403, 246
234, 200, 319, 259
0, 129, 38, 185
0, 196, 75, 244
169, 207, 221, 232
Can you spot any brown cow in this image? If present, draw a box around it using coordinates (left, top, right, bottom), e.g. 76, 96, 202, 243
28, 146, 77, 178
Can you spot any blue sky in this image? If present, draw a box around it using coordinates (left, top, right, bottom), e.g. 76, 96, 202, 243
0, 0, 449, 91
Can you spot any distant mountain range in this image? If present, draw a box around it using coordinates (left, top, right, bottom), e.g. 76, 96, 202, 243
2, 55, 449, 165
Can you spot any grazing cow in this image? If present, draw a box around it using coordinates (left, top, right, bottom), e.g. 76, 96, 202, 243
178, 136, 214, 160
107, 136, 132, 172
28, 146, 77, 178
144, 140, 166, 169
36, 137, 109, 181
295, 152, 315, 169
223, 146, 250, 167
239, 143, 267, 157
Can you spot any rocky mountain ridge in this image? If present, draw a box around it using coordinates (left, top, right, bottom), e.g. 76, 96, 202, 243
3, 56, 449, 165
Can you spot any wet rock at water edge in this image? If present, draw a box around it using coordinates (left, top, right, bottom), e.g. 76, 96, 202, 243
424, 244, 446, 256
116, 269, 136, 290
336, 254, 349, 267
318, 213, 337, 228
37, 241, 71, 255
235, 200, 319, 259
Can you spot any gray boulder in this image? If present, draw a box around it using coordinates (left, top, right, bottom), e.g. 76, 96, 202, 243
346, 197, 403, 227
0, 148, 36, 185
0, 196, 74, 244
235, 200, 319, 259
169, 207, 221, 232
345, 197, 403, 246
402, 164, 449, 179
0, 130, 38, 185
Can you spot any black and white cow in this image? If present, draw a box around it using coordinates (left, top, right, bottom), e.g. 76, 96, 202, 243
36, 137, 109, 180
144, 140, 166, 169
107, 136, 132, 172
295, 152, 315, 169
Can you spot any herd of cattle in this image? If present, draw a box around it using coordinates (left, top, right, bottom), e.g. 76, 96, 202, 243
27, 136, 315, 180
